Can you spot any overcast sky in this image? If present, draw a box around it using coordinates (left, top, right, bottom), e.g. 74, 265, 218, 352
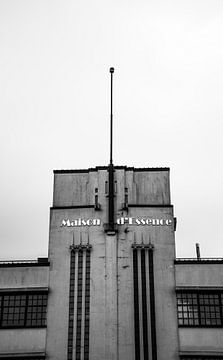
0, 0, 223, 259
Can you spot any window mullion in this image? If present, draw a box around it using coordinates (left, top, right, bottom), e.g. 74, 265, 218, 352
219, 293, 223, 326
197, 293, 201, 326
0, 295, 3, 327
24, 293, 29, 327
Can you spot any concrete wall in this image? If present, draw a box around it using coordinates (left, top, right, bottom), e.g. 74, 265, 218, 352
53, 172, 98, 207
0, 266, 49, 289
179, 328, 223, 352
47, 167, 179, 360
53, 167, 171, 207
176, 263, 223, 287
0, 329, 46, 354
126, 170, 170, 205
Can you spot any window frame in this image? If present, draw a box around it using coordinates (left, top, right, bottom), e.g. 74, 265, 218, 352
0, 291, 48, 329
176, 290, 223, 328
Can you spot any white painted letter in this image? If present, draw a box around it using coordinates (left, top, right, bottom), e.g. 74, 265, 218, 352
93, 218, 100, 226
117, 217, 125, 225
61, 219, 71, 227
146, 218, 152, 225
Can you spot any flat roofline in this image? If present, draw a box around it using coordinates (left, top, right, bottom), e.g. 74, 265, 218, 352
54, 166, 170, 174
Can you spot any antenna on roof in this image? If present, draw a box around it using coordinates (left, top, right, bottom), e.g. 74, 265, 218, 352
110, 67, 114, 165
106, 67, 116, 235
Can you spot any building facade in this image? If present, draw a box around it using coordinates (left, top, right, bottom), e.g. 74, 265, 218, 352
0, 166, 223, 359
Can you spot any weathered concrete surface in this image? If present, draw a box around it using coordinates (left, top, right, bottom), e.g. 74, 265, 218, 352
53, 170, 106, 207
0, 329, 46, 353
179, 328, 223, 352
53, 168, 171, 207
0, 266, 49, 289
176, 264, 223, 287
126, 170, 171, 205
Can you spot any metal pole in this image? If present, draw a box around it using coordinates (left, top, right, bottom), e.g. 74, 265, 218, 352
108, 67, 115, 233
110, 67, 114, 165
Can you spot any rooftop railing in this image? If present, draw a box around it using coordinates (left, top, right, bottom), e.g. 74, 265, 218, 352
175, 258, 223, 264
0, 258, 49, 267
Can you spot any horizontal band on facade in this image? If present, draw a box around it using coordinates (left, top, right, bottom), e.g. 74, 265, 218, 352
128, 204, 173, 208
52, 204, 173, 210
176, 286, 223, 291
53, 166, 170, 174
0, 325, 47, 330
179, 351, 223, 357
51, 205, 95, 210
0, 352, 45, 358
0, 287, 49, 293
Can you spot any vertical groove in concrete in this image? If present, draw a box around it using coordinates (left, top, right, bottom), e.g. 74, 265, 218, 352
84, 249, 91, 360
76, 250, 83, 360
148, 249, 157, 360
105, 235, 118, 360
67, 250, 76, 360
81, 251, 86, 360
145, 250, 152, 360
141, 249, 149, 360
73, 250, 78, 359
116, 235, 119, 360
133, 249, 140, 360
138, 249, 144, 360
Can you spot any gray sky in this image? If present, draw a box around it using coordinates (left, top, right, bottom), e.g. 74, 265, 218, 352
0, 0, 223, 259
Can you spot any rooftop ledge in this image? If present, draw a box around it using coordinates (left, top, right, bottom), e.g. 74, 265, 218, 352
53, 166, 170, 174
175, 258, 223, 264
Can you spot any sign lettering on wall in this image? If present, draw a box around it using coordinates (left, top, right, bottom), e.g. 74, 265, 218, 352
61, 217, 172, 227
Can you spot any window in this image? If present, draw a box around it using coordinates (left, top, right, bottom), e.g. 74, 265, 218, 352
177, 291, 223, 327
0, 292, 47, 328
